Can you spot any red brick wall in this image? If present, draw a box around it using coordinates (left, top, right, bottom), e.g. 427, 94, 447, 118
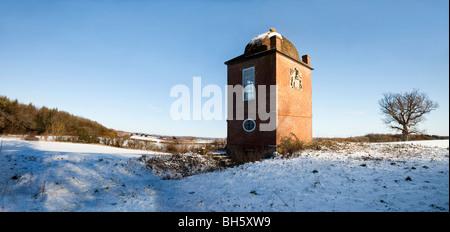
275, 52, 313, 143
227, 52, 277, 149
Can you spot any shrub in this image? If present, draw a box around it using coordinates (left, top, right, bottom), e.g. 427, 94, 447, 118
277, 133, 306, 157
313, 139, 339, 150
308, 139, 323, 150
76, 126, 99, 143
161, 143, 197, 154
227, 146, 273, 165
164, 143, 180, 153
24, 132, 39, 141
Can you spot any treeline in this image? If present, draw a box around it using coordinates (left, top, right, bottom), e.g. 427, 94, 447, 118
316, 133, 447, 143
0, 96, 116, 143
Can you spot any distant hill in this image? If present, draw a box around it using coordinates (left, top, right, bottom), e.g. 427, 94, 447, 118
0, 95, 115, 143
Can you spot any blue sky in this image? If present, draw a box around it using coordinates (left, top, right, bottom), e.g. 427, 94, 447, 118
0, 0, 448, 138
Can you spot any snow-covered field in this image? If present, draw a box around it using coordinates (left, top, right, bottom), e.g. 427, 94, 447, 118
0, 138, 448, 212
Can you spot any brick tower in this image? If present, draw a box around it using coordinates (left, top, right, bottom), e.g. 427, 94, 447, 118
225, 28, 313, 153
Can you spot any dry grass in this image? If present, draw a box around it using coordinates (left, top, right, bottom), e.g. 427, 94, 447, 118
227, 146, 273, 165
276, 133, 339, 158
316, 133, 440, 143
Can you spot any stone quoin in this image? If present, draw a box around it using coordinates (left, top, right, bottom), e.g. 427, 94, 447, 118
225, 28, 313, 153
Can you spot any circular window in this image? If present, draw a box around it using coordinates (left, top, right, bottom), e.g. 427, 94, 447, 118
243, 119, 256, 132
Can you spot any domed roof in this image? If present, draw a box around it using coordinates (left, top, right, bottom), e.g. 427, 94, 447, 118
244, 28, 300, 61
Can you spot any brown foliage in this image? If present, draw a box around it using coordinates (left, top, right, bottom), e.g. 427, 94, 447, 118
227, 146, 273, 165
0, 95, 115, 142
277, 133, 306, 156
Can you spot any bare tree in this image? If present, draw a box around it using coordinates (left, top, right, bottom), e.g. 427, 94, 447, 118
379, 89, 438, 141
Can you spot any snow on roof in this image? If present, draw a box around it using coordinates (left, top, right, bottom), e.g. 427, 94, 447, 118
249, 31, 283, 45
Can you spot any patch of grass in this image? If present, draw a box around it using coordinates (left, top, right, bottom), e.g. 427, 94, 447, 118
227, 146, 273, 165
277, 133, 306, 157
276, 133, 337, 158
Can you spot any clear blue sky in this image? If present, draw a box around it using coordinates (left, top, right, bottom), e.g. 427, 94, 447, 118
1, 0, 448, 138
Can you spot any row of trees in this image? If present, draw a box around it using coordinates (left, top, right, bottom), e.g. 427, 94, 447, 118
0, 96, 115, 143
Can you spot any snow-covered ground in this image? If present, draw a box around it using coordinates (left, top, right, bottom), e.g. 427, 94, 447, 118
0, 138, 448, 212
129, 135, 164, 143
